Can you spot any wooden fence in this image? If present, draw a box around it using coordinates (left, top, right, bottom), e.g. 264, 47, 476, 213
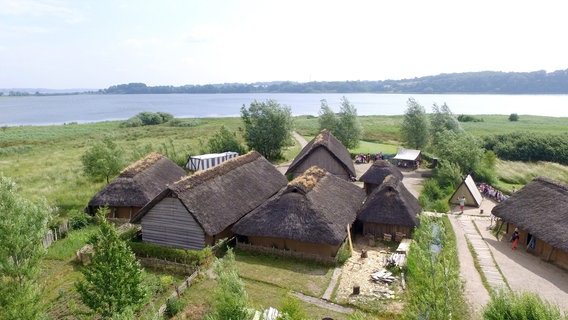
42, 221, 69, 247
155, 269, 200, 317
236, 241, 337, 265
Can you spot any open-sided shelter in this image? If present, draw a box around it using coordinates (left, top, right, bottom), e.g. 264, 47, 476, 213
449, 174, 483, 208
86, 152, 186, 220
130, 151, 288, 250
491, 176, 568, 270
359, 160, 403, 195
285, 129, 356, 180
356, 175, 421, 240
185, 151, 239, 171
232, 166, 365, 263
393, 148, 421, 169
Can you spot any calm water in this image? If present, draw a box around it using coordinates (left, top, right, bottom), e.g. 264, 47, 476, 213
1, 93, 568, 126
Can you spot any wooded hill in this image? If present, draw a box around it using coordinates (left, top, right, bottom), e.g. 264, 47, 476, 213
103, 69, 568, 94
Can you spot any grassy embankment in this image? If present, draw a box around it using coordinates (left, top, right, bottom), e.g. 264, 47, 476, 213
3, 114, 568, 318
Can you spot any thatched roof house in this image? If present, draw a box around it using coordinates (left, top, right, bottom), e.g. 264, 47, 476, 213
232, 166, 365, 263
356, 175, 421, 240
86, 152, 186, 219
492, 177, 568, 270
285, 129, 356, 180
359, 160, 403, 195
131, 151, 288, 250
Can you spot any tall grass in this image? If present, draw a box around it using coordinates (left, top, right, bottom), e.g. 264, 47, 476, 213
495, 159, 568, 187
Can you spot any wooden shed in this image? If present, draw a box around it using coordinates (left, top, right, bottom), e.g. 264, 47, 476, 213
86, 152, 186, 220
356, 175, 422, 240
285, 129, 356, 180
393, 148, 421, 169
232, 166, 365, 263
185, 151, 239, 171
130, 151, 288, 250
491, 176, 568, 270
359, 160, 403, 195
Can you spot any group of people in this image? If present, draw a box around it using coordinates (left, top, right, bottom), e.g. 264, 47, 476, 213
479, 183, 509, 202
354, 152, 385, 164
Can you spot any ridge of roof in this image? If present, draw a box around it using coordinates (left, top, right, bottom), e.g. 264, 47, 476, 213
120, 152, 165, 178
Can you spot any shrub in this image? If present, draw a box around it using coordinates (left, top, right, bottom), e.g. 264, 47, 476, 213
508, 113, 519, 121
119, 117, 143, 128
422, 179, 444, 200
278, 295, 308, 320
168, 118, 202, 127
165, 297, 185, 317
128, 242, 213, 266
68, 211, 93, 230
336, 242, 351, 265
432, 199, 450, 213
483, 290, 565, 320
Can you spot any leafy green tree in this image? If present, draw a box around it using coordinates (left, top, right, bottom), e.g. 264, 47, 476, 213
318, 99, 338, 131
240, 99, 293, 160
206, 248, 250, 320
278, 295, 308, 320
430, 103, 462, 147
207, 125, 246, 155
509, 113, 519, 121
76, 209, 146, 318
432, 130, 484, 174
0, 175, 53, 320
401, 98, 430, 149
335, 96, 363, 149
81, 136, 125, 183
318, 97, 362, 149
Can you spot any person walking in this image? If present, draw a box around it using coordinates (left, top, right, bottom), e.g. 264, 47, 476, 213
459, 195, 466, 214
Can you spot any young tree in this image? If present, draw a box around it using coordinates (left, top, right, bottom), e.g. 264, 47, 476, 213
0, 175, 53, 320
206, 248, 250, 320
75, 209, 146, 318
335, 96, 363, 149
240, 99, 293, 160
206, 125, 246, 155
401, 98, 430, 149
318, 99, 337, 131
81, 136, 125, 183
433, 130, 484, 174
430, 103, 462, 147
318, 97, 362, 149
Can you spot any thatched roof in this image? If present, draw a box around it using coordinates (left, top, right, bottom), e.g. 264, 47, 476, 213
132, 151, 288, 236
285, 129, 355, 177
88, 152, 186, 208
232, 166, 366, 246
359, 160, 403, 185
492, 176, 568, 252
357, 175, 421, 227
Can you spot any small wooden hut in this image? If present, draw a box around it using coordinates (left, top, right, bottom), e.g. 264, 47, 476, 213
356, 175, 422, 240
491, 176, 568, 270
393, 148, 421, 169
232, 166, 365, 262
449, 174, 483, 208
86, 152, 186, 219
285, 129, 356, 180
359, 160, 403, 195
130, 151, 287, 250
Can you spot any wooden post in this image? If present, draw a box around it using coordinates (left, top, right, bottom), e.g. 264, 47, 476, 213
546, 247, 555, 262
347, 224, 354, 255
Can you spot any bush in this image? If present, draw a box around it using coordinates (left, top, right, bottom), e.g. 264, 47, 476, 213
432, 199, 450, 213
119, 117, 143, 128
483, 290, 565, 320
165, 297, 185, 317
508, 113, 520, 121
128, 242, 213, 266
68, 211, 93, 230
168, 118, 202, 127
336, 242, 351, 265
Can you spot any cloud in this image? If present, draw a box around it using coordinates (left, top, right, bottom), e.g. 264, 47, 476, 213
180, 24, 224, 43
0, 0, 86, 24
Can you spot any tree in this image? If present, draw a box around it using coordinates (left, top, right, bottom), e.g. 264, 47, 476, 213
317, 99, 337, 132
76, 209, 146, 318
400, 98, 430, 149
81, 136, 125, 183
206, 125, 246, 155
430, 103, 462, 147
431, 130, 484, 174
206, 248, 250, 320
509, 113, 519, 121
240, 99, 293, 160
0, 175, 53, 320
318, 97, 362, 149
335, 97, 363, 149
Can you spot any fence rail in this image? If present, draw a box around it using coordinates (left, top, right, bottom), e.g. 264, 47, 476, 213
42, 221, 69, 247
156, 269, 200, 317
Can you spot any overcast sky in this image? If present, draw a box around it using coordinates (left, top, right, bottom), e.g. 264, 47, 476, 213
1, 0, 566, 89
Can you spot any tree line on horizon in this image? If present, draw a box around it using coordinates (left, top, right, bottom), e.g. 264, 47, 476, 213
100, 69, 568, 95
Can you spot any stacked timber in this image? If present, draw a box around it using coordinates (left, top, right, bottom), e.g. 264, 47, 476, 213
370, 269, 396, 283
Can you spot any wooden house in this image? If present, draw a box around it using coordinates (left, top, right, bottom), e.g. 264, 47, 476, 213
86, 152, 186, 220
232, 166, 365, 263
491, 176, 568, 270
393, 148, 421, 169
130, 151, 287, 250
285, 129, 356, 180
359, 160, 403, 195
356, 175, 421, 240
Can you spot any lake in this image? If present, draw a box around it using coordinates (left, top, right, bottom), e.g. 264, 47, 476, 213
1, 93, 568, 126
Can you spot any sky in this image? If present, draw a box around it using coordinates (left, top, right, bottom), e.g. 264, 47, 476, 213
1, 0, 567, 89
